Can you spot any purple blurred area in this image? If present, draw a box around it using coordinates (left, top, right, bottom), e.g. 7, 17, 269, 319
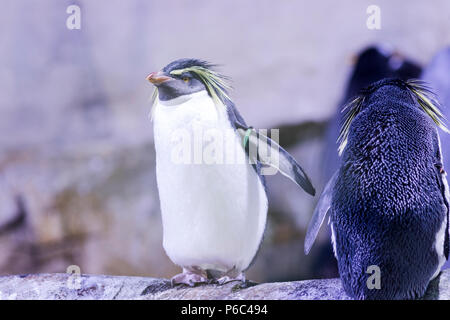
0, 0, 449, 282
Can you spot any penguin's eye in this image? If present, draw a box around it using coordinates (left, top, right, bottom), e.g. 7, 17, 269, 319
182, 77, 190, 83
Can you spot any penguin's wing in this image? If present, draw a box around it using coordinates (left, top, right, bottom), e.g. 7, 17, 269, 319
436, 163, 450, 260
304, 171, 339, 255
234, 123, 316, 196
433, 131, 450, 260
444, 174, 450, 261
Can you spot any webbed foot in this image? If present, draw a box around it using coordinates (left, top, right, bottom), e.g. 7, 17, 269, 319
216, 268, 246, 285
171, 267, 209, 287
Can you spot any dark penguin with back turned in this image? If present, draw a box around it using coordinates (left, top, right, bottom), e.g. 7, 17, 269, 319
306, 78, 450, 299
147, 59, 315, 286
316, 46, 422, 279
323, 45, 422, 183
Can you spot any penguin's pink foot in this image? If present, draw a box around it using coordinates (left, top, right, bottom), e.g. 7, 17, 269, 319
171, 267, 209, 287
216, 271, 246, 285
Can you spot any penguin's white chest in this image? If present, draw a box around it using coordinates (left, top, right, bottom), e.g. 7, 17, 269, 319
152, 91, 268, 272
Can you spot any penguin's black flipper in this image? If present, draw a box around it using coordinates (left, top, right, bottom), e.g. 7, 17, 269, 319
304, 171, 339, 255
436, 164, 450, 260
235, 125, 316, 196
433, 130, 450, 260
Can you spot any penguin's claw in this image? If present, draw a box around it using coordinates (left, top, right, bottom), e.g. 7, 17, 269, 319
171, 269, 209, 287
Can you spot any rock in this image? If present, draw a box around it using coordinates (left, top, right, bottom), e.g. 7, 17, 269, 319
0, 270, 448, 300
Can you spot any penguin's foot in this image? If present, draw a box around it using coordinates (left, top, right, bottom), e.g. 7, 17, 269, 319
216, 270, 246, 285
171, 267, 209, 287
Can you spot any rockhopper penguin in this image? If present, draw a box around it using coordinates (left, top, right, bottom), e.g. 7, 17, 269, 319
305, 78, 449, 299
147, 59, 315, 286
318, 46, 422, 279
323, 45, 422, 183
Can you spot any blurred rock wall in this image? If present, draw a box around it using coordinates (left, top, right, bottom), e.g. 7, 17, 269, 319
1, 0, 450, 282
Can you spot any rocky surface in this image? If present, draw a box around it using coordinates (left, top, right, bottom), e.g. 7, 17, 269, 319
0, 269, 448, 300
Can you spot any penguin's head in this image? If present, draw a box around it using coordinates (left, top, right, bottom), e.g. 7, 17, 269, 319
346, 46, 421, 99
147, 58, 231, 103
338, 78, 449, 155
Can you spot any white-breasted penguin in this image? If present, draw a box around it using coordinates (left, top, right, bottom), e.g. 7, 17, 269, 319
147, 59, 315, 286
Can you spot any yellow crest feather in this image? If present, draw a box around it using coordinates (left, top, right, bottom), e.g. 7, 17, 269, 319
169, 66, 232, 106
337, 79, 449, 156
406, 79, 450, 134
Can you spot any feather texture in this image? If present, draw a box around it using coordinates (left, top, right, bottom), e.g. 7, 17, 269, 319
338, 79, 450, 155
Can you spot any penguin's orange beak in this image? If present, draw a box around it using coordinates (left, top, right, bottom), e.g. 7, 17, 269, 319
146, 71, 173, 85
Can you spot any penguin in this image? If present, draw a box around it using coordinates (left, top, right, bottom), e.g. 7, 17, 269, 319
323, 45, 422, 183
305, 78, 450, 299
316, 46, 422, 279
147, 59, 315, 286
421, 47, 450, 270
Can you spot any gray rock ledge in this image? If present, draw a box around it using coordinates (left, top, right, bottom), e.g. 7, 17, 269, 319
0, 270, 448, 300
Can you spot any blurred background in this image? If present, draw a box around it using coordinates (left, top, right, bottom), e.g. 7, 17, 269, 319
1, 0, 450, 282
